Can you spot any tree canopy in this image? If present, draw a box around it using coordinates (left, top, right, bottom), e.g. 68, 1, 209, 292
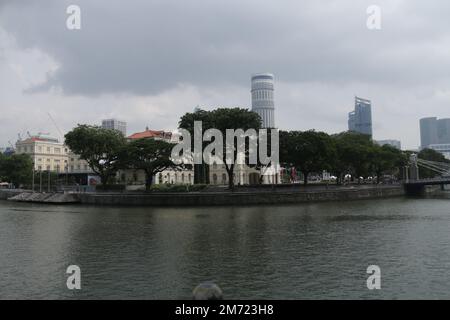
179, 107, 262, 189
120, 138, 177, 190
65, 125, 126, 185
0, 153, 33, 187
280, 130, 335, 184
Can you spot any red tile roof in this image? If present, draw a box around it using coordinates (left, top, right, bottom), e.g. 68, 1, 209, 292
127, 130, 172, 140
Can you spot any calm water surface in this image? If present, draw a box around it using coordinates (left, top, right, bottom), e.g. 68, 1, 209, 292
1, 197, 450, 299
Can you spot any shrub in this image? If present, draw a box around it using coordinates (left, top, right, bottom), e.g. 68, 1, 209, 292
148, 184, 207, 193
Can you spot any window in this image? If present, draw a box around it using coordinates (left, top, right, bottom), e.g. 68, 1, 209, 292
47, 147, 51, 152
55, 148, 60, 154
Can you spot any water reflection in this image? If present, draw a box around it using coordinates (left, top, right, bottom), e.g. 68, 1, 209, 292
1, 197, 450, 299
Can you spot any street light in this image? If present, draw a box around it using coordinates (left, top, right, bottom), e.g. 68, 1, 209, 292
32, 164, 35, 193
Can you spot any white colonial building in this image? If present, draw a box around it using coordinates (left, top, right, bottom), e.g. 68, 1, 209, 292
15, 134, 92, 173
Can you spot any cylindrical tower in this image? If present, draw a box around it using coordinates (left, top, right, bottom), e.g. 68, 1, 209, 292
251, 73, 275, 128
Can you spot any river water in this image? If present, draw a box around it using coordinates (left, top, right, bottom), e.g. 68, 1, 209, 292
1, 196, 450, 299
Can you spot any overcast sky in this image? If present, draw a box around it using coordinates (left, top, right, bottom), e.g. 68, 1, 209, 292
1, 0, 450, 149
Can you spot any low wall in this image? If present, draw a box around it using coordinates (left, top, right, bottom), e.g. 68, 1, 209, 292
78, 185, 406, 206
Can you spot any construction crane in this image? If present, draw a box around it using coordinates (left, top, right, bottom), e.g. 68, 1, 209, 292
47, 112, 64, 141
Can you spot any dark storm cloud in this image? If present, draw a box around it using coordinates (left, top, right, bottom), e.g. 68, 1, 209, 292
2, 0, 450, 96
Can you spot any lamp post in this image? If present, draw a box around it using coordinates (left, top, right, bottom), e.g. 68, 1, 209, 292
32, 165, 35, 193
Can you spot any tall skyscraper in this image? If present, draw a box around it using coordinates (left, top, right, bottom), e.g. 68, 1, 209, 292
420, 117, 450, 148
251, 73, 275, 128
101, 118, 127, 136
348, 96, 372, 137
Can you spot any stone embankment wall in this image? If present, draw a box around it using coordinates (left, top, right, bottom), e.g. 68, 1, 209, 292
78, 186, 406, 206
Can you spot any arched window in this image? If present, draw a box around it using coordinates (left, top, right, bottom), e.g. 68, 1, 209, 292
213, 174, 218, 184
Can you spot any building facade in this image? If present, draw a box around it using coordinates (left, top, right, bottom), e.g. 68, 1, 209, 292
348, 96, 373, 137
15, 134, 91, 173
419, 117, 450, 159
420, 117, 450, 148
102, 118, 127, 136
119, 128, 194, 188
251, 73, 275, 128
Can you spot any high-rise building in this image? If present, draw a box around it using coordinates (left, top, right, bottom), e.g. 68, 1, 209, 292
420, 117, 450, 148
348, 96, 373, 137
375, 139, 402, 150
251, 73, 275, 128
101, 118, 127, 136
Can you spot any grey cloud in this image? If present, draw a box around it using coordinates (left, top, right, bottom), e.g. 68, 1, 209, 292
2, 0, 450, 96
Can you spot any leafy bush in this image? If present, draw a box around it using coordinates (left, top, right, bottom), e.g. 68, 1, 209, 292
148, 184, 207, 193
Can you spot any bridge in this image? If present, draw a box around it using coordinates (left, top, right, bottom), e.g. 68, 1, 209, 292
403, 154, 450, 194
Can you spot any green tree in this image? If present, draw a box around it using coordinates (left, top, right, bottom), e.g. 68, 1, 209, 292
280, 130, 335, 185
64, 125, 126, 186
331, 132, 373, 184
370, 144, 406, 183
120, 138, 178, 190
0, 153, 33, 187
178, 109, 214, 184
179, 108, 262, 189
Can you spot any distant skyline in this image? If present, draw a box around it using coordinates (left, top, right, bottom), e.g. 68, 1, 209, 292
2, 0, 450, 150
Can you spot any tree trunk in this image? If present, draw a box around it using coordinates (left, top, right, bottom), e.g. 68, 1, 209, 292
145, 173, 153, 191
101, 174, 109, 186
226, 164, 235, 190
303, 172, 308, 185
